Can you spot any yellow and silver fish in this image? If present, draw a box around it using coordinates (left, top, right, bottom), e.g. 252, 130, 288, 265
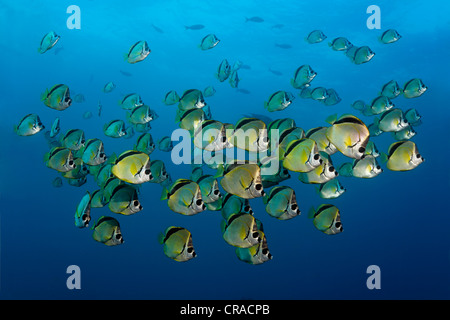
134, 133, 155, 155
81, 138, 107, 166
339, 155, 383, 179
352, 46, 375, 65
163, 90, 180, 105
392, 126, 416, 141
41, 84, 72, 111
403, 79, 427, 99
325, 114, 370, 159
148, 160, 169, 184
380, 80, 402, 99
125, 40, 150, 64
305, 30, 327, 44
379, 29, 402, 44
158, 227, 196, 262
369, 96, 395, 115
374, 108, 409, 132
103, 120, 127, 138
404, 108, 422, 126
14, 114, 45, 136
235, 230, 272, 265
308, 204, 343, 235
291, 65, 316, 89
229, 70, 240, 88
193, 120, 227, 151
216, 59, 231, 82
60, 129, 85, 151
92, 216, 124, 246
317, 179, 346, 199
127, 105, 158, 124
44, 147, 76, 172
38, 31, 60, 54
102, 81, 116, 93
282, 138, 322, 172
112, 150, 152, 184
108, 185, 143, 215
221, 213, 261, 248
199, 34, 220, 50
305, 127, 337, 155
328, 37, 352, 51
264, 91, 295, 112
178, 89, 206, 111
161, 179, 206, 215
118, 93, 144, 110
298, 151, 338, 184
75, 192, 91, 228
231, 118, 269, 152
380, 141, 424, 171
221, 193, 253, 221
219, 163, 265, 199
263, 186, 300, 220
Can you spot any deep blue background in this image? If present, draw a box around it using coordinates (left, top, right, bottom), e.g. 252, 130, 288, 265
0, 0, 449, 299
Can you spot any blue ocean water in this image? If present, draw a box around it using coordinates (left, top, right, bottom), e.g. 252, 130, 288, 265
0, 0, 449, 300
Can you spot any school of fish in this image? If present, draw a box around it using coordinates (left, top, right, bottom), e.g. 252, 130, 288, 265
16, 23, 425, 265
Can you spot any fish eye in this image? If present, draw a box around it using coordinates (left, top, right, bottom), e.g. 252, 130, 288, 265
244, 205, 251, 212
82, 214, 87, 220
416, 153, 421, 158
255, 184, 262, 191
68, 160, 74, 166
252, 232, 259, 239
358, 147, 365, 154
115, 234, 122, 240
133, 200, 139, 207
196, 199, 203, 206
313, 154, 320, 160
145, 169, 151, 175
221, 136, 227, 143
283, 169, 289, 175
329, 166, 335, 172
262, 248, 269, 255
291, 204, 298, 211
187, 247, 194, 254
99, 153, 105, 158
376, 165, 381, 170
335, 222, 342, 229
213, 189, 220, 195
65, 97, 70, 102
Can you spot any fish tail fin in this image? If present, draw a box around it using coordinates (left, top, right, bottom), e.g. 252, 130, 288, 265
263, 101, 269, 110
290, 78, 296, 88
160, 187, 169, 200
380, 152, 389, 164
328, 42, 332, 47
244, 17, 249, 22
373, 117, 380, 127
157, 232, 165, 244
262, 193, 269, 204
325, 114, 337, 125
307, 206, 316, 219
43, 152, 50, 164
123, 53, 129, 61
40, 90, 48, 101
184, 25, 190, 30
220, 219, 227, 233
13, 125, 18, 134
214, 164, 225, 178
339, 163, 353, 177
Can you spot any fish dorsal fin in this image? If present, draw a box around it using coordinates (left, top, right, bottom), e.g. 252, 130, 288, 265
387, 141, 406, 157
162, 227, 184, 244
117, 150, 143, 163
